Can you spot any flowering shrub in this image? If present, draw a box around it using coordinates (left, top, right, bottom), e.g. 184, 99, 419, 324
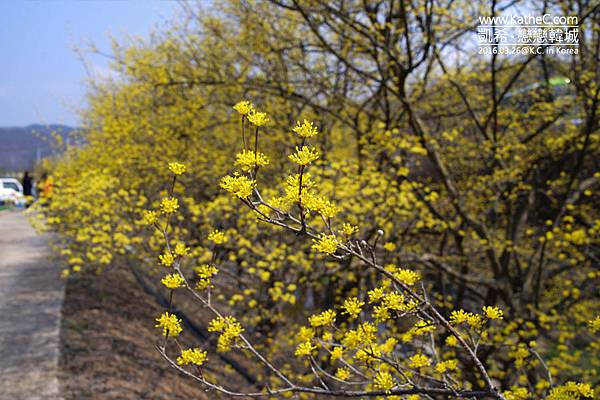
34, 0, 599, 398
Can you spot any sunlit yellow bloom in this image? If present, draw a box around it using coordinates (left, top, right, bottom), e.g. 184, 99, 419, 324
373, 370, 395, 392
177, 348, 207, 366
174, 242, 189, 256
220, 174, 256, 199
435, 359, 458, 373
161, 273, 185, 289
308, 309, 336, 327
294, 341, 315, 357
208, 316, 244, 352
340, 223, 358, 236
208, 229, 228, 245
195, 264, 219, 289
235, 149, 270, 172
409, 353, 431, 369
342, 297, 364, 318
247, 111, 269, 126
160, 197, 179, 214
482, 305, 504, 320
589, 316, 600, 332
393, 269, 421, 285
159, 250, 175, 267
168, 162, 186, 175
289, 146, 319, 166
330, 346, 343, 361
155, 312, 182, 337
292, 119, 319, 138
142, 210, 158, 225
335, 367, 351, 380
233, 100, 254, 116
312, 234, 338, 255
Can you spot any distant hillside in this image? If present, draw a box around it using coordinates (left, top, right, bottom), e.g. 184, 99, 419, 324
0, 124, 79, 172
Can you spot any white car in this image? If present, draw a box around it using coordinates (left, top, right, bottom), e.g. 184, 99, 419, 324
0, 178, 25, 206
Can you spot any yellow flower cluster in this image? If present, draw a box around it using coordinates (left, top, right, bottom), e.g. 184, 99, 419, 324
177, 348, 207, 366
435, 359, 458, 373
142, 210, 158, 225
159, 250, 175, 267
168, 162, 187, 175
342, 297, 364, 319
195, 264, 219, 290
235, 150, 270, 172
160, 197, 179, 214
220, 174, 256, 199
289, 146, 319, 166
161, 273, 185, 289
335, 367, 350, 380
408, 353, 431, 369
340, 223, 358, 236
155, 312, 182, 337
294, 341, 316, 357
233, 100, 254, 116
482, 305, 504, 320
174, 242, 189, 256
208, 229, 228, 245
292, 119, 319, 138
393, 268, 421, 285
208, 316, 244, 352
450, 309, 483, 328
308, 309, 336, 327
373, 370, 395, 392
312, 234, 339, 255
547, 381, 594, 400
342, 322, 377, 349
247, 111, 269, 127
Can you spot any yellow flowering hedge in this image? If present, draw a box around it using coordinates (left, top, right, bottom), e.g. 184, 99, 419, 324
35, 1, 599, 399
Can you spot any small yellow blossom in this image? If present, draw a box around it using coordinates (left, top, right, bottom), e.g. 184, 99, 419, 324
409, 353, 431, 369
142, 210, 158, 225
547, 381, 594, 400
247, 111, 269, 126
335, 367, 351, 381
195, 264, 219, 289
309, 309, 336, 327
159, 250, 175, 267
383, 242, 397, 251
445, 335, 459, 347
312, 234, 339, 255
342, 297, 364, 319
177, 348, 207, 366
235, 150, 270, 172
394, 268, 421, 285
161, 273, 185, 289
373, 370, 395, 392
340, 223, 358, 236
174, 242, 189, 256
435, 359, 458, 373
294, 341, 316, 357
330, 346, 343, 361
208, 230, 228, 245
503, 387, 530, 400
155, 312, 182, 337
168, 162, 186, 175
233, 100, 254, 115
368, 287, 385, 303
483, 305, 504, 320
160, 197, 179, 214
289, 146, 320, 166
208, 316, 244, 352
292, 119, 319, 138
220, 174, 256, 199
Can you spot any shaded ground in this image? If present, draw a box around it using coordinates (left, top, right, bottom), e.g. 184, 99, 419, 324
58, 264, 213, 399
0, 210, 64, 400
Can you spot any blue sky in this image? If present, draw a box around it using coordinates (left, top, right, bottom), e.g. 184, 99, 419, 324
0, 0, 181, 127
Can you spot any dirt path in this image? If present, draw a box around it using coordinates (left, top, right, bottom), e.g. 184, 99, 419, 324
0, 210, 64, 400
